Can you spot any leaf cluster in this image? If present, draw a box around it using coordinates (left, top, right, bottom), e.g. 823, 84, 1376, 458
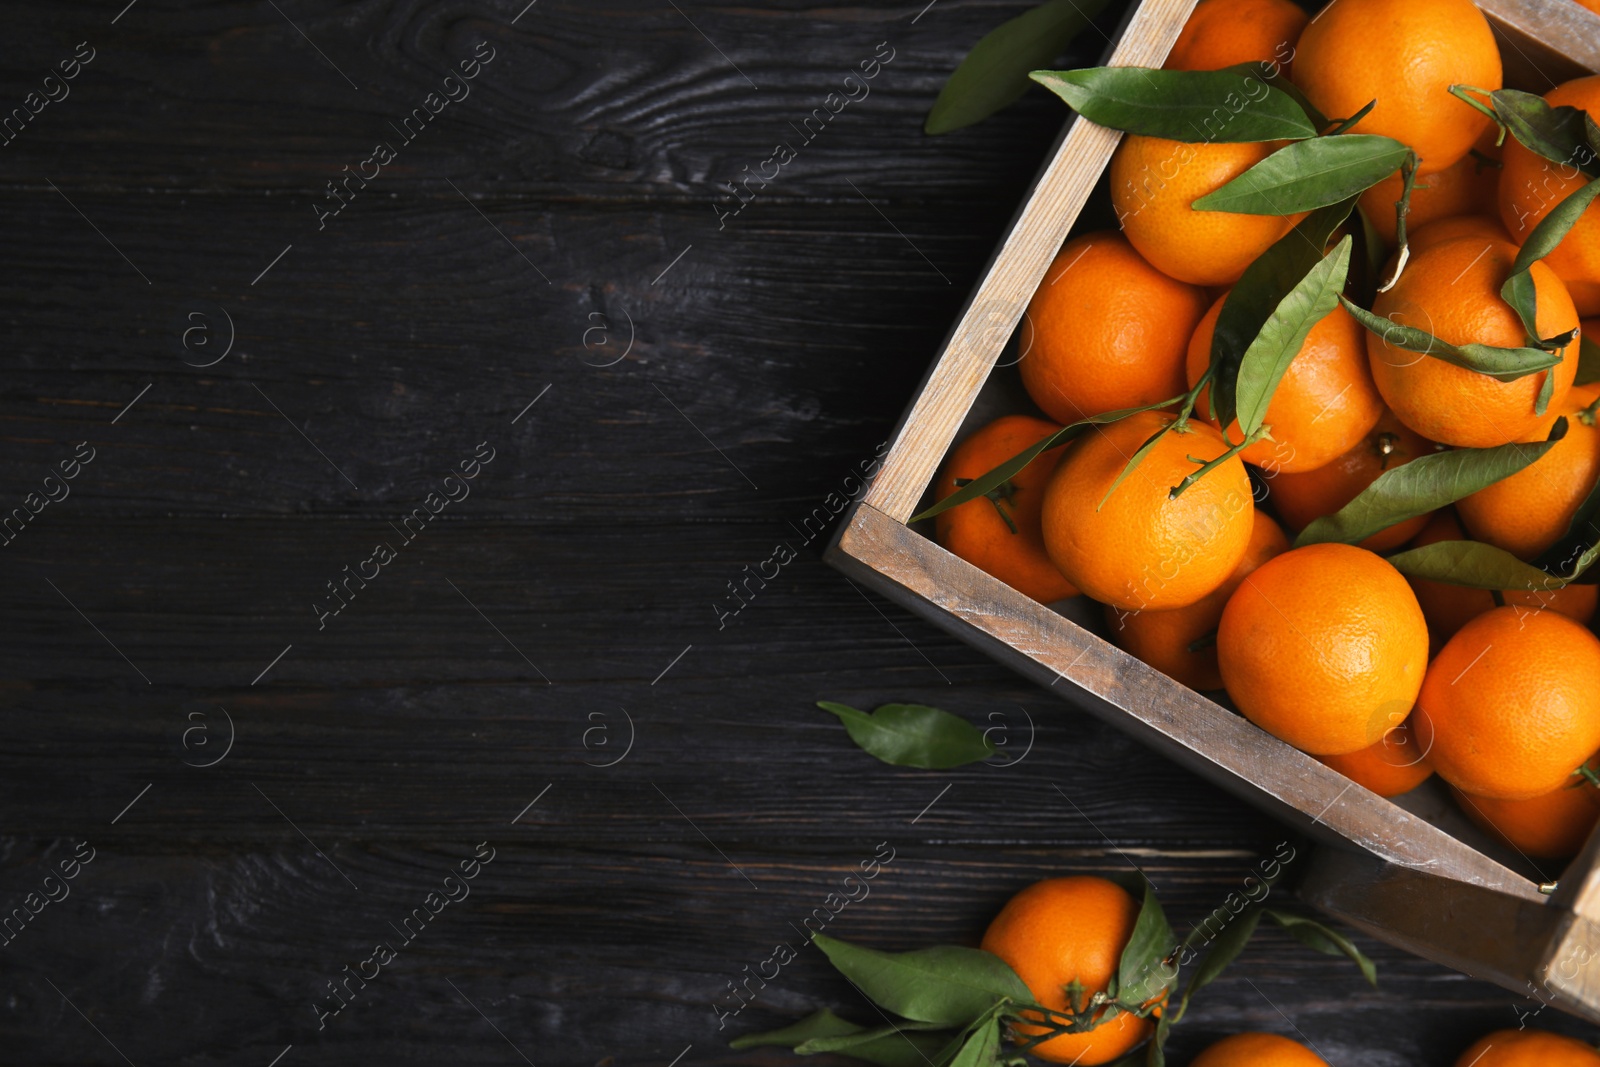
733, 865, 1374, 1067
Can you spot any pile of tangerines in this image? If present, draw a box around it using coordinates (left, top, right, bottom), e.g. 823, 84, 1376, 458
928, 0, 1600, 866
980, 875, 1595, 1066
740, 869, 1600, 1065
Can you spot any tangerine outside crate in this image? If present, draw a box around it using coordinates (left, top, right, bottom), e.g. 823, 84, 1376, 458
825, 0, 1600, 1022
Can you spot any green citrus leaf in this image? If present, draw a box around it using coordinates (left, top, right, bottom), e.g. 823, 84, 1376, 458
1503, 177, 1600, 348
1220, 61, 1326, 128
1502, 177, 1600, 349
1115, 878, 1179, 1010
1500, 267, 1544, 353
1340, 295, 1563, 381
816, 701, 997, 769
836, 1035, 961, 1067
796, 1021, 952, 1054
804, 1028, 962, 1067
1028, 67, 1317, 142
946, 1017, 1001, 1067
1354, 206, 1387, 304
1145, 1028, 1168, 1067
911, 395, 1184, 523
1296, 419, 1567, 547
925, 0, 1114, 135
1235, 236, 1352, 437
1532, 467, 1600, 584
1385, 539, 1566, 590
731, 1008, 867, 1049
858, 1035, 963, 1067
1326, 98, 1378, 136
1578, 334, 1600, 386
1488, 88, 1600, 175
812, 935, 1032, 1027
1193, 135, 1409, 215
1174, 907, 1263, 1023
1261, 909, 1377, 987
1511, 177, 1600, 274
1210, 200, 1356, 428
1100, 424, 1173, 509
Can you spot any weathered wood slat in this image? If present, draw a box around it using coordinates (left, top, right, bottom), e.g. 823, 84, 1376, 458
0, 194, 1014, 521
0, 0, 1094, 198
3, 0, 1592, 1061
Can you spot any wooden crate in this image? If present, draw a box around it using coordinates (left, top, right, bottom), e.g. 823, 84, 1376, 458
827, 0, 1600, 1020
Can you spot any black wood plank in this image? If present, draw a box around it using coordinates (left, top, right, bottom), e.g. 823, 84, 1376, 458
1, 1, 1588, 1064
0, 0, 1084, 198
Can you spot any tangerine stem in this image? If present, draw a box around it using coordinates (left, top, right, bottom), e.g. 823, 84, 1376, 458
1379, 152, 1421, 292
1448, 84, 1506, 145
1324, 99, 1376, 136
1173, 367, 1213, 432
1580, 391, 1600, 426
1169, 427, 1269, 499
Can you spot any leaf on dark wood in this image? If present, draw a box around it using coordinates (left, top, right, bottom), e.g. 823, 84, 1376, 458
839, 1034, 963, 1067
1028, 67, 1317, 142
816, 701, 997, 769
1296, 418, 1568, 547
1262, 910, 1378, 987
1385, 539, 1567, 590
802, 1028, 962, 1067
945, 1017, 1001, 1067
1115, 878, 1179, 1010
1210, 200, 1355, 428
1175, 907, 1264, 1021
731, 1008, 866, 1049
911, 397, 1184, 522
925, 0, 1114, 134
1340, 296, 1563, 381
1193, 135, 1409, 215
812, 935, 1033, 1027
1235, 236, 1352, 436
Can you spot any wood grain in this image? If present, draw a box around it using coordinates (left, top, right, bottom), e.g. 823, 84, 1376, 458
3, 0, 1597, 1063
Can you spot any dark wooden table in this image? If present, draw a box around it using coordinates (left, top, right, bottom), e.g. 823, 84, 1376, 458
0, 2, 1590, 1063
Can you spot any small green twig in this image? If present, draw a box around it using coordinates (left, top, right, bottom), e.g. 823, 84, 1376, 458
1173, 367, 1213, 431
953, 476, 1021, 534
1580, 392, 1600, 425
1448, 84, 1505, 145
1468, 147, 1503, 171
1324, 99, 1376, 136
1379, 152, 1421, 292
1169, 427, 1270, 499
